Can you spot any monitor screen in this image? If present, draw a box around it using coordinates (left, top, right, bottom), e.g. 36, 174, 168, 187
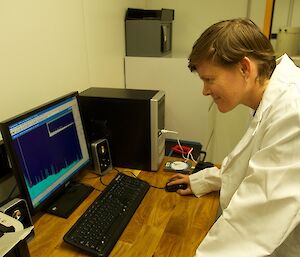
0, 92, 91, 215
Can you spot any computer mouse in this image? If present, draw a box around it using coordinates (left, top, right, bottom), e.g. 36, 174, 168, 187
165, 182, 187, 192
192, 161, 214, 173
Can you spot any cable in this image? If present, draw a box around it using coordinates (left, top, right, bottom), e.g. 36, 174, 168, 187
186, 147, 197, 163
161, 129, 197, 164
160, 129, 179, 134
203, 127, 214, 156
177, 137, 189, 160
99, 176, 109, 187
74, 173, 103, 191
113, 167, 165, 190
99, 168, 118, 186
113, 167, 134, 176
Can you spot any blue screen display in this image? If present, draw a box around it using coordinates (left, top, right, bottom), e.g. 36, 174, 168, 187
8, 96, 90, 208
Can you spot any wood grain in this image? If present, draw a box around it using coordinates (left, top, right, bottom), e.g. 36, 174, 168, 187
28, 158, 219, 257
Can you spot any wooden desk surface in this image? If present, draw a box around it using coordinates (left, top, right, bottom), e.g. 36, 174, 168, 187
28, 158, 219, 257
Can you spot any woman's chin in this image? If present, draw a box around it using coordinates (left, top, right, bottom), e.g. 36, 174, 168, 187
216, 103, 234, 113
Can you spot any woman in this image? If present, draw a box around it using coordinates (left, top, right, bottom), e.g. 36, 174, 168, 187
168, 18, 300, 257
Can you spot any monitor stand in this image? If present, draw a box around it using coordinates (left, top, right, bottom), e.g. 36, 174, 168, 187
45, 183, 93, 218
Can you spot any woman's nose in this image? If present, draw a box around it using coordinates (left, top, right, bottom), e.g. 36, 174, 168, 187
202, 83, 211, 96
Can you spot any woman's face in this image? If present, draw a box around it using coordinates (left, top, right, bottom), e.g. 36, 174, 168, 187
196, 61, 248, 113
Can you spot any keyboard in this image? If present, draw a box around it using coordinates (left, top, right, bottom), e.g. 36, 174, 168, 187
63, 172, 150, 257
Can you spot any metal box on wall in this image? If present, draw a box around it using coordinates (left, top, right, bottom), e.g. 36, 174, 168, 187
276, 27, 300, 57
125, 8, 174, 57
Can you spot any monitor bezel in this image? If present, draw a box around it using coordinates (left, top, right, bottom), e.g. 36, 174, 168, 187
0, 91, 91, 215
0, 140, 13, 183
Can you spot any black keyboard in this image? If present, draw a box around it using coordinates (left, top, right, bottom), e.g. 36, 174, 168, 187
63, 172, 150, 257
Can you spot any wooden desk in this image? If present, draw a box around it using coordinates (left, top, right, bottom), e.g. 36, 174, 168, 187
28, 158, 219, 257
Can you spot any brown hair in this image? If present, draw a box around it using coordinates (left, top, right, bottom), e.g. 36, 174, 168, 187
188, 18, 276, 83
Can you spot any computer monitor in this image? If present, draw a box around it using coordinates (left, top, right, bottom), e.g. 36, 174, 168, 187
0, 92, 92, 218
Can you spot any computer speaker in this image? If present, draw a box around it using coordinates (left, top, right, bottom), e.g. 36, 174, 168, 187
0, 198, 34, 240
91, 139, 112, 175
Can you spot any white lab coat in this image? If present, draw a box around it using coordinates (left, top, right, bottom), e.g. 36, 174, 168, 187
190, 54, 300, 257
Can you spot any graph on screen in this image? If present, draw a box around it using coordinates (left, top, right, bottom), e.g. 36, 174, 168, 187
6, 95, 90, 208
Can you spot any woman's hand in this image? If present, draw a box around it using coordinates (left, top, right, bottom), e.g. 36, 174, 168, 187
167, 173, 193, 195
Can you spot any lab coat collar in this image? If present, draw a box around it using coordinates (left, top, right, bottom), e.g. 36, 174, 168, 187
254, 54, 298, 125
222, 54, 298, 170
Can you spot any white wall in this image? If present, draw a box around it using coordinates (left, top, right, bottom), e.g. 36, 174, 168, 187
0, 0, 87, 122
0, 0, 267, 163
83, 1, 145, 87
271, 0, 300, 55
125, 55, 252, 164
125, 56, 211, 147
0, 0, 146, 202
127, 0, 266, 163
0, 0, 145, 125
272, 0, 300, 32
146, 0, 265, 56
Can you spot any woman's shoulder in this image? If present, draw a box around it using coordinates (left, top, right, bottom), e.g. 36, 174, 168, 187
260, 79, 300, 128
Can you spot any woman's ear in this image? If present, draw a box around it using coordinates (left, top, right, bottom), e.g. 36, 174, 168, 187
239, 57, 251, 78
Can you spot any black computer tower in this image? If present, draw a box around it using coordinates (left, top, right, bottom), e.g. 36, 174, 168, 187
78, 87, 165, 171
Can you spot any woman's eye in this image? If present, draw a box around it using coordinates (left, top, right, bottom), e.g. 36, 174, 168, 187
204, 78, 214, 84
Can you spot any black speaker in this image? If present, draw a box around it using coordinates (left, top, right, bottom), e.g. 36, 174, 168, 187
90, 139, 112, 175
0, 198, 34, 240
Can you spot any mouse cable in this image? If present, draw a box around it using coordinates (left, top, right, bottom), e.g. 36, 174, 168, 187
82, 166, 165, 190
113, 167, 165, 190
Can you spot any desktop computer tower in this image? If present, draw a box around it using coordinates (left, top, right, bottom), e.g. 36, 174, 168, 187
78, 87, 165, 171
